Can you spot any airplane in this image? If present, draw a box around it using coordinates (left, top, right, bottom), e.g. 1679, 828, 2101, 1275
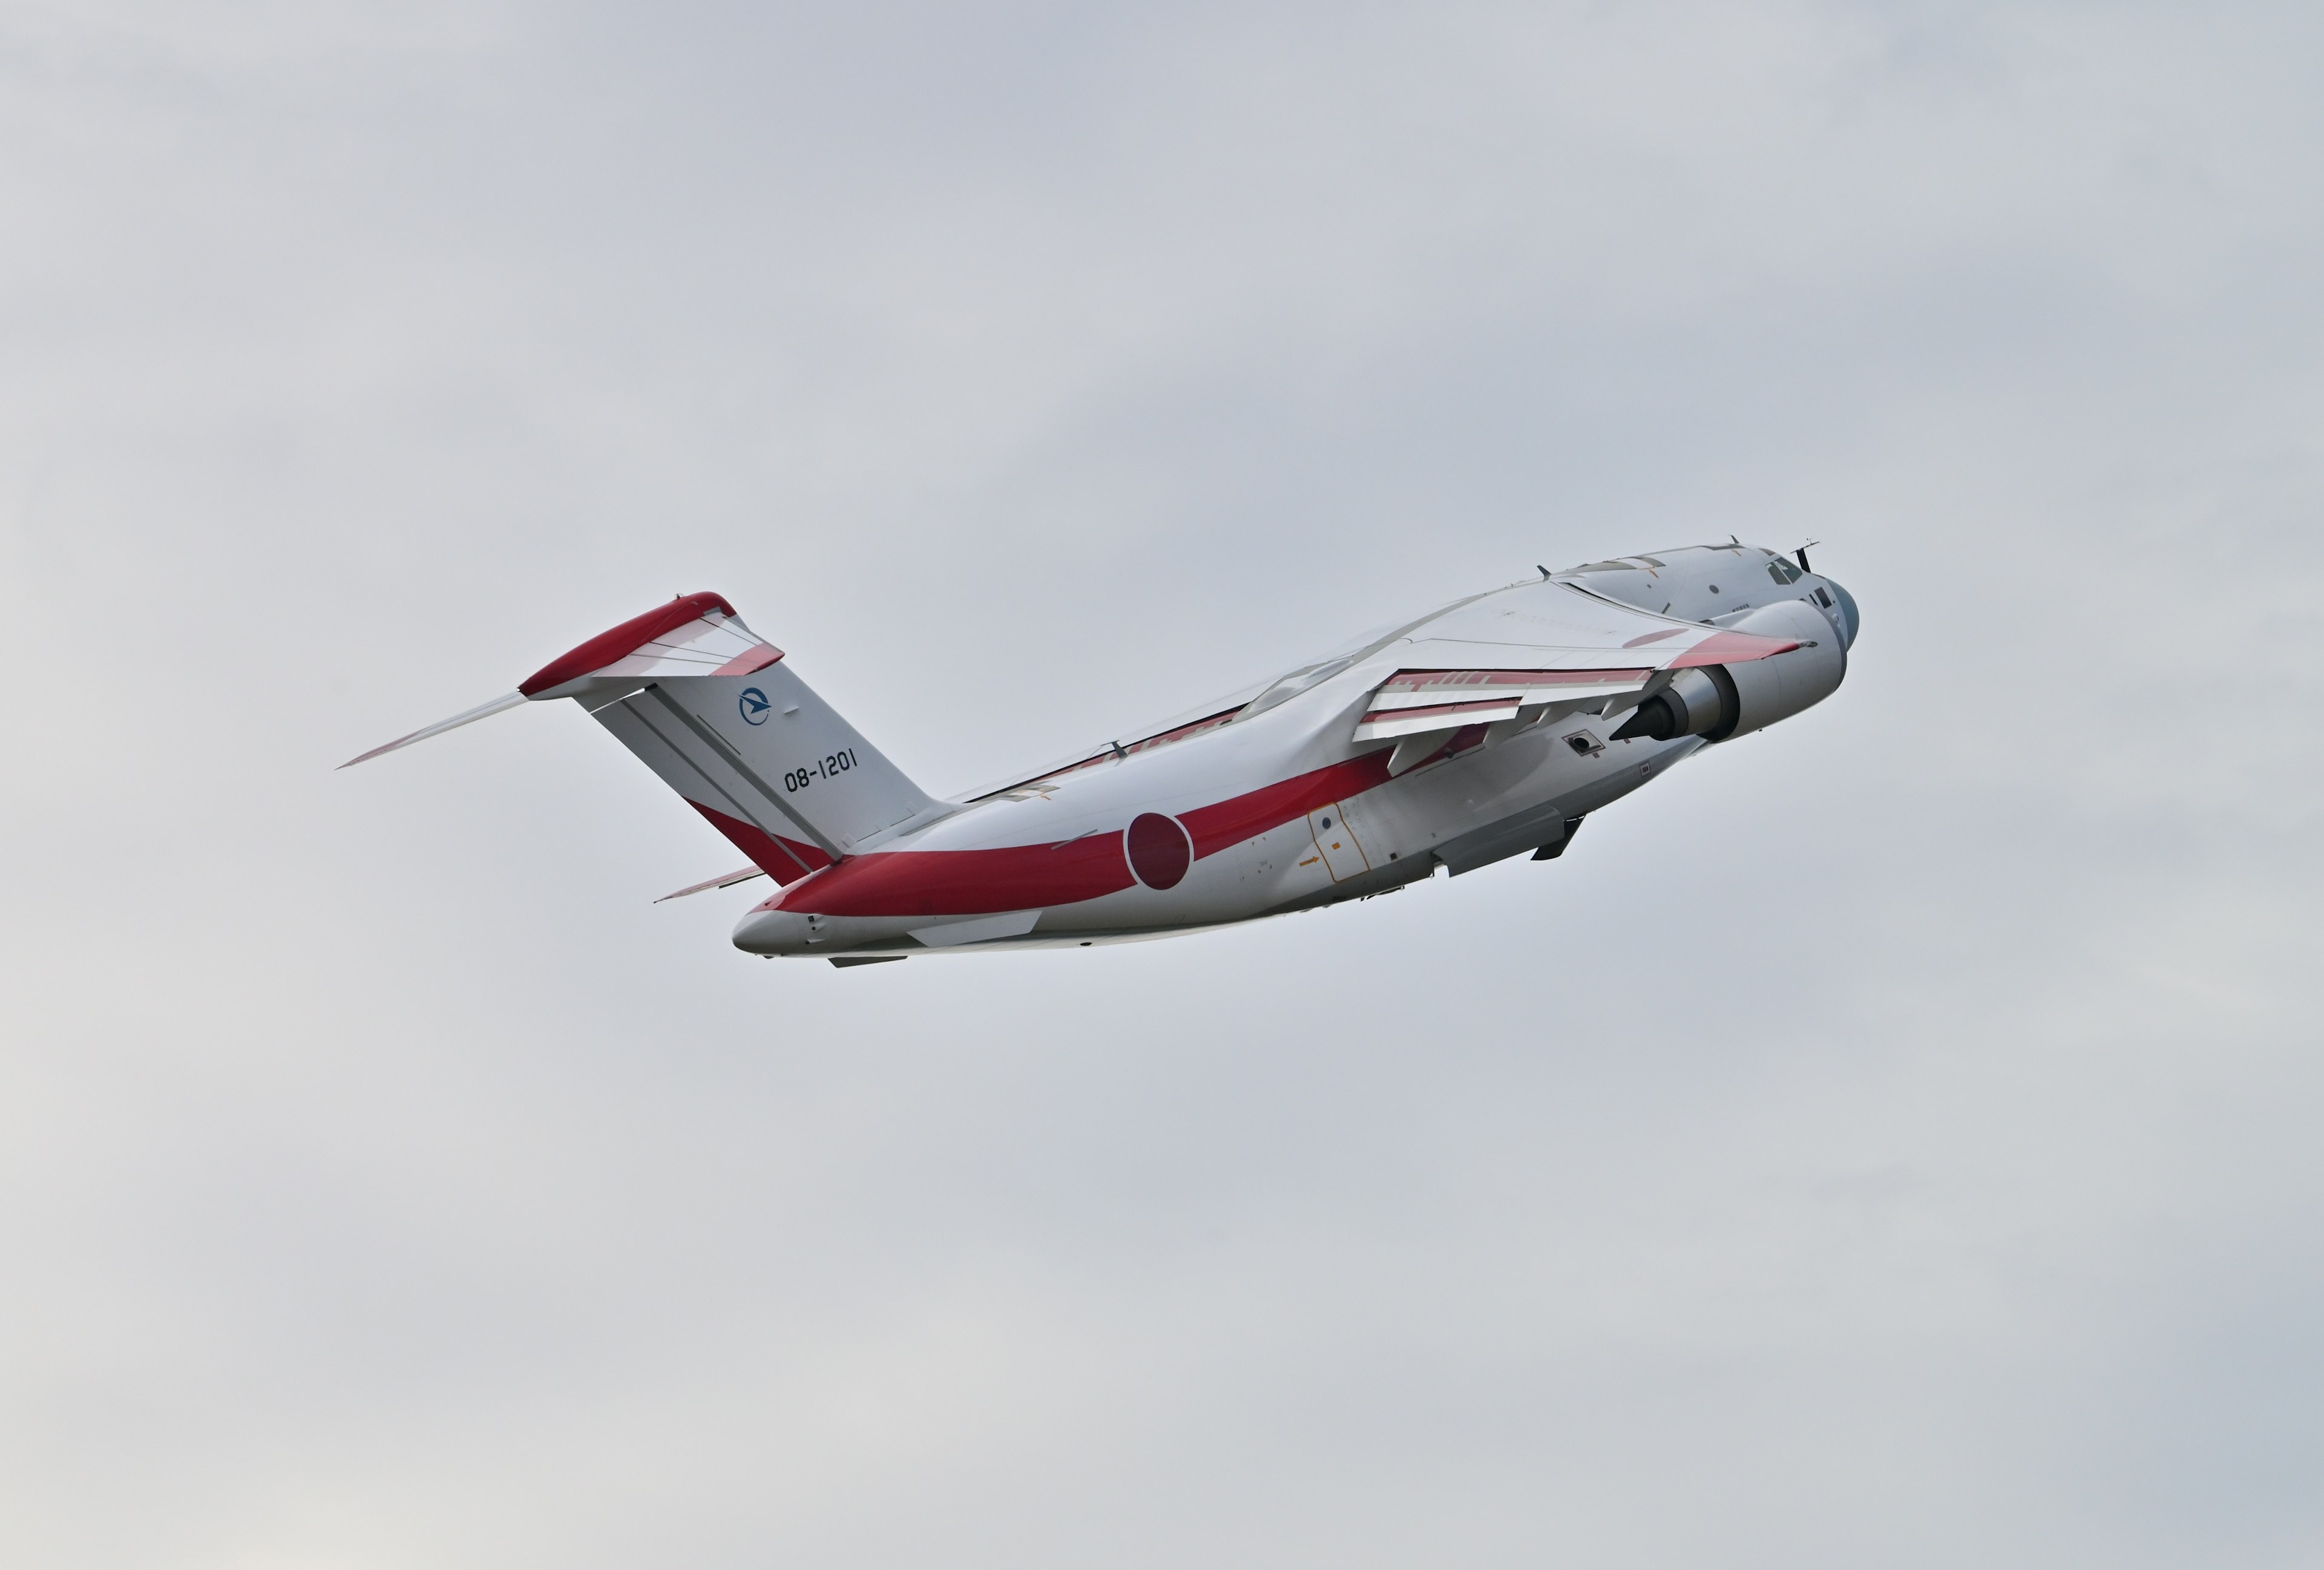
346, 542, 1858, 966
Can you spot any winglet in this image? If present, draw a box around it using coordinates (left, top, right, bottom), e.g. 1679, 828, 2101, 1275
339, 692, 527, 769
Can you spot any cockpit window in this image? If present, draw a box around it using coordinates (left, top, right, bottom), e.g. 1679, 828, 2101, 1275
1767, 558, 1804, 585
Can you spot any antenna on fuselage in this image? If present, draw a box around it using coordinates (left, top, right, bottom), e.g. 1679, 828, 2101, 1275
1794, 539, 1821, 573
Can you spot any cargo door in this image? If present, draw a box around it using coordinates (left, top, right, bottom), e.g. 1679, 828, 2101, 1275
1307, 803, 1371, 882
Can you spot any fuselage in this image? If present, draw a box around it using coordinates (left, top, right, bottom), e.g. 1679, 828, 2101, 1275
734, 544, 1857, 959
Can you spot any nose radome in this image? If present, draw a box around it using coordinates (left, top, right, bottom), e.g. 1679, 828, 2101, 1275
1827, 578, 1861, 650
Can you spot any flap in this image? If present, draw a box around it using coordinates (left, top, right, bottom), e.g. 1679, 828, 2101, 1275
1355, 668, 1651, 740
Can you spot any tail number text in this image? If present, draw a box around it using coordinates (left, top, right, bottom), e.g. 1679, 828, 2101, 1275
784, 749, 859, 793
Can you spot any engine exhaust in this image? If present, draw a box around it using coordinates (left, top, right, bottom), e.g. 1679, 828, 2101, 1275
1610, 666, 1739, 743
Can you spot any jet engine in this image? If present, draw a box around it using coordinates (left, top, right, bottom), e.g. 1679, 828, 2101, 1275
1609, 665, 1737, 742
1610, 599, 1846, 744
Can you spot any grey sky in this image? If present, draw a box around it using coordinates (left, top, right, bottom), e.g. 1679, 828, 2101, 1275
4, 3, 2322, 1566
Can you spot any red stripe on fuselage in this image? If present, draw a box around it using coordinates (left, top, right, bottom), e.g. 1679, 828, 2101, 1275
769, 834, 1135, 918
767, 752, 1402, 918
1180, 751, 1393, 858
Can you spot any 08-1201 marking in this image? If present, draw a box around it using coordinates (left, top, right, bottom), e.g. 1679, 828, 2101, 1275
784, 749, 859, 793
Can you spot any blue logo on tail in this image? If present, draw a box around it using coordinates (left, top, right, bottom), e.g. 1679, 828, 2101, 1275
738, 686, 771, 726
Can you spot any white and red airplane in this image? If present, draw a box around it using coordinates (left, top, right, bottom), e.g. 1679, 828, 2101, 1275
348, 543, 1857, 965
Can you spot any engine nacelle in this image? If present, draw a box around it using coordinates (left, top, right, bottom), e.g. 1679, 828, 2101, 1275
1713, 598, 1846, 739
1609, 598, 1846, 744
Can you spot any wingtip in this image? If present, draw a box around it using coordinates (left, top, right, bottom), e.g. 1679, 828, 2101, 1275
335, 691, 528, 772
337, 735, 415, 770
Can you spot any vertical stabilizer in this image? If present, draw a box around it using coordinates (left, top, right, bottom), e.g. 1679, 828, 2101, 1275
343, 592, 946, 882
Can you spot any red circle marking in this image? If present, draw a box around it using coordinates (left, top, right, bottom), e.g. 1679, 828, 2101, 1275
1124, 812, 1192, 890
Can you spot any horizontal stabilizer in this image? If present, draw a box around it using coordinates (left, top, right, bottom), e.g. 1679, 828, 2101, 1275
654, 864, 769, 903
339, 592, 782, 769
340, 691, 527, 769
519, 591, 781, 698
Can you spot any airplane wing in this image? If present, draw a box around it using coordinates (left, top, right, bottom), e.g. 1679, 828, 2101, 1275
1353, 582, 1801, 744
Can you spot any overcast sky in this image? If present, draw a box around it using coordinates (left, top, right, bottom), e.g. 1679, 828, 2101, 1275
4, 3, 2322, 1566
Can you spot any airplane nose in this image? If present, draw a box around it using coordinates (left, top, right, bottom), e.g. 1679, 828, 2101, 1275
1827, 579, 1861, 650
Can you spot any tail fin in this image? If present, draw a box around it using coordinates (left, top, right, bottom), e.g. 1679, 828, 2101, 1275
343, 592, 946, 881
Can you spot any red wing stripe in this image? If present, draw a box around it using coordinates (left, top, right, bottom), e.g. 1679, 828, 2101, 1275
1667, 629, 1800, 668
711, 645, 785, 677
1379, 666, 1652, 691
1360, 698, 1513, 724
